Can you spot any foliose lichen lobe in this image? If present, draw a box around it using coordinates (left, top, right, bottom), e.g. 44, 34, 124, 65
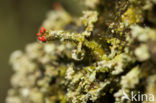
7, 0, 156, 103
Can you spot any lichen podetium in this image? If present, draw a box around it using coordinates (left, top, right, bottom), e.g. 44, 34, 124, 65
6, 0, 156, 103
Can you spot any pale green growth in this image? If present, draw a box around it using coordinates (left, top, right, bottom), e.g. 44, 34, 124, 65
120, 66, 140, 89
134, 44, 150, 61
45, 30, 106, 61
6, 0, 156, 103
42, 9, 72, 30
143, 0, 156, 10
144, 75, 156, 103
80, 0, 99, 8
114, 66, 140, 102
131, 25, 156, 42
80, 11, 98, 33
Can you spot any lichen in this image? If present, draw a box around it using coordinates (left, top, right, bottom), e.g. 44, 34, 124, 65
6, 0, 156, 103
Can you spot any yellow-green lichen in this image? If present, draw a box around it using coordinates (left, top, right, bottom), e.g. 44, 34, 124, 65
6, 0, 156, 103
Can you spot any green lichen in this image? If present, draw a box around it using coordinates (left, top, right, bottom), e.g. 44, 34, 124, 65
6, 0, 156, 103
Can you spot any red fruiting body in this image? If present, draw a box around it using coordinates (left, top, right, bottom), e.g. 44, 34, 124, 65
40, 27, 46, 34
36, 33, 40, 36
41, 36, 46, 42
38, 37, 42, 41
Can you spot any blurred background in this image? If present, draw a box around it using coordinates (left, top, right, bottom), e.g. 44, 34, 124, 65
0, 0, 83, 102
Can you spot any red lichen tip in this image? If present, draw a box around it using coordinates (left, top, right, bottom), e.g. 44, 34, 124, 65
38, 37, 42, 41
41, 36, 46, 42
40, 27, 46, 34
36, 33, 40, 36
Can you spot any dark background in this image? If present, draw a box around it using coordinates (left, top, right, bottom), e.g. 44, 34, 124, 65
0, 0, 83, 102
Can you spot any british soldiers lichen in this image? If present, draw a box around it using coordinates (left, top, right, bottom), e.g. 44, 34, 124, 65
6, 0, 156, 103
